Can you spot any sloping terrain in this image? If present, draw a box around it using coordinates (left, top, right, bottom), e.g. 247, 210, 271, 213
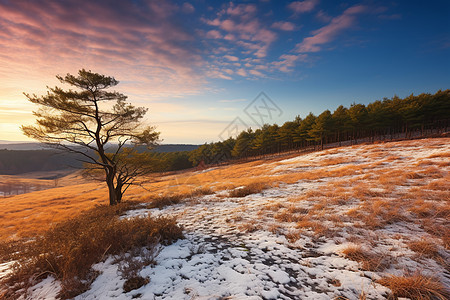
2, 138, 449, 299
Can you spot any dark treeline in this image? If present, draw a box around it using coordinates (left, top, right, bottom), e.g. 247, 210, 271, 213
189, 90, 450, 165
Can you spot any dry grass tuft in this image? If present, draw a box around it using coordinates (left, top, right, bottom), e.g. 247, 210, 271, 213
274, 210, 304, 223
284, 230, 302, 243
147, 194, 185, 209
228, 182, 269, 198
296, 218, 331, 237
341, 244, 388, 271
238, 220, 261, 233
407, 239, 441, 260
377, 273, 449, 300
147, 187, 214, 209
408, 200, 437, 218
263, 202, 285, 211
354, 199, 405, 229
421, 166, 444, 178
405, 171, 425, 179
427, 151, 450, 159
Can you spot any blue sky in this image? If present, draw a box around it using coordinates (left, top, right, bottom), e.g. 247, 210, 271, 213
0, 0, 449, 143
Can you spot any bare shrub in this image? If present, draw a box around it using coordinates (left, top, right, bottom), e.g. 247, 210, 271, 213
0, 204, 183, 299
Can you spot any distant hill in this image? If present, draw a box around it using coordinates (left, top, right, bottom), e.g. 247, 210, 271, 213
0, 149, 82, 175
0, 144, 199, 175
0, 142, 199, 152
0, 142, 49, 150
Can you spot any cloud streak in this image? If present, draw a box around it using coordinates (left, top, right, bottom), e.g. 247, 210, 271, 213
272, 21, 296, 31
296, 5, 367, 53
288, 0, 319, 14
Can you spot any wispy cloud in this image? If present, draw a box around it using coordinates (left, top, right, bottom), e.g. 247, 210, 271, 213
273, 54, 308, 72
296, 5, 367, 53
224, 55, 239, 62
316, 10, 332, 22
182, 2, 195, 14
288, 0, 319, 14
272, 21, 296, 31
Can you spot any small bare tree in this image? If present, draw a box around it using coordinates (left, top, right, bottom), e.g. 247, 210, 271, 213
22, 69, 159, 205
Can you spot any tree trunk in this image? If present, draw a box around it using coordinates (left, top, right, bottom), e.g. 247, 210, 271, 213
106, 174, 117, 205
115, 178, 123, 203
116, 189, 123, 203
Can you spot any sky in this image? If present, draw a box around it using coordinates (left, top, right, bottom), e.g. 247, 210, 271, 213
0, 0, 449, 144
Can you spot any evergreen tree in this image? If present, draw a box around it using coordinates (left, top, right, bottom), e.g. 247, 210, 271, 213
22, 69, 159, 205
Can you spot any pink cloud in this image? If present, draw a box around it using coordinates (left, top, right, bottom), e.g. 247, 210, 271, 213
273, 54, 308, 72
0, 0, 205, 99
226, 4, 257, 17
220, 19, 236, 31
296, 5, 367, 53
288, 0, 319, 14
249, 69, 264, 77
224, 34, 236, 41
206, 30, 222, 39
272, 21, 296, 31
224, 55, 239, 62
236, 68, 247, 77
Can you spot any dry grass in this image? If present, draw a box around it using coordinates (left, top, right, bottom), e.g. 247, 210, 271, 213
263, 202, 285, 211
228, 182, 269, 197
341, 244, 388, 271
319, 156, 357, 166
284, 230, 302, 243
147, 187, 214, 209
377, 273, 449, 300
238, 220, 261, 233
296, 217, 331, 237
0, 203, 183, 299
274, 210, 304, 223
427, 151, 450, 159
407, 238, 441, 260
421, 166, 444, 178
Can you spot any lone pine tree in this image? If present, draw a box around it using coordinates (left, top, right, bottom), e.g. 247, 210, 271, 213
22, 69, 159, 205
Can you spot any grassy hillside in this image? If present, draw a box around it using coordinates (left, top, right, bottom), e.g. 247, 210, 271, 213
1, 138, 448, 241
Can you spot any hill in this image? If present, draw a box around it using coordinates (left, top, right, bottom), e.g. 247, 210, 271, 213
0, 144, 199, 175
0, 138, 448, 299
